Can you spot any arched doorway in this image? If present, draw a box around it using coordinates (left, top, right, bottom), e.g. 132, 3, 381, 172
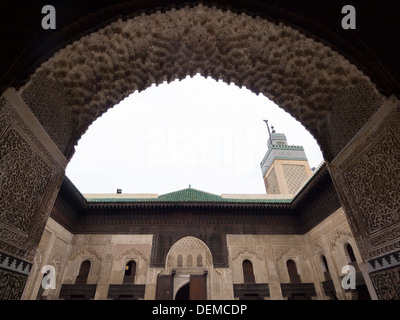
175, 282, 190, 300
156, 236, 212, 300
0, 3, 398, 300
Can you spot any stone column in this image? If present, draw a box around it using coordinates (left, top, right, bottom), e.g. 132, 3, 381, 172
264, 246, 283, 299
0, 88, 67, 299
94, 245, 114, 300
328, 95, 400, 299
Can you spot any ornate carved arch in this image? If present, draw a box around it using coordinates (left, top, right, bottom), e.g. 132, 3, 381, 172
165, 236, 213, 268
29, 4, 383, 160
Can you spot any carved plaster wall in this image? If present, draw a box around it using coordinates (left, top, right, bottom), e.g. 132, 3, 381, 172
21, 218, 73, 300
20, 71, 76, 157
63, 245, 104, 285
305, 208, 363, 299
274, 245, 313, 283
112, 244, 151, 284
329, 97, 400, 260
165, 236, 213, 271
369, 266, 400, 300
0, 89, 67, 271
229, 245, 268, 284
164, 236, 218, 299
29, 4, 384, 159
328, 96, 400, 299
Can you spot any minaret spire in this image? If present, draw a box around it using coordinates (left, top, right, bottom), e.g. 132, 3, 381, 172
260, 125, 312, 195
263, 120, 271, 139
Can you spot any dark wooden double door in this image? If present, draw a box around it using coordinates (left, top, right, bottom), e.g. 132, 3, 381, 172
156, 274, 207, 300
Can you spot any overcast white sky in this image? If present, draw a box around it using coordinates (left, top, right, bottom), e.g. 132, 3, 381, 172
65, 74, 324, 195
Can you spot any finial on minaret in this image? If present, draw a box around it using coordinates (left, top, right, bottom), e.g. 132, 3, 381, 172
263, 120, 271, 138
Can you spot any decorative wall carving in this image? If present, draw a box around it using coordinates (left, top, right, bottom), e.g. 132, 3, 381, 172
114, 246, 149, 262
328, 97, 400, 299
68, 246, 103, 262
0, 268, 28, 300
344, 131, 400, 234
275, 246, 307, 262
283, 164, 308, 194
229, 244, 268, 284
265, 168, 280, 194
328, 229, 352, 250
165, 236, 213, 268
0, 91, 66, 263
33, 4, 382, 158
367, 250, 400, 274
325, 79, 386, 160
274, 245, 313, 283
369, 266, 400, 300
231, 246, 264, 261
48, 237, 71, 275
20, 71, 76, 157
309, 242, 324, 256
0, 128, 52, 232
0, 252, 32, 300
151, 230, 226, 268
330, 101, 400, 261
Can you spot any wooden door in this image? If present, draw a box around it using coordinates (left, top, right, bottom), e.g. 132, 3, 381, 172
190, 275, 207, 300
155, 274, 173, 300
243, 260, 256, 283
287, 260, 301, 283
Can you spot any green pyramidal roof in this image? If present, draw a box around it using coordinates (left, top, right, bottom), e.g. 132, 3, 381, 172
157, 187, 222, 202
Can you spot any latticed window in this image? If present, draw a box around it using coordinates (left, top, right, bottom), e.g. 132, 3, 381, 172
187, 254, 193, 267
197, 254, 202, 267
177, 254, 183, 267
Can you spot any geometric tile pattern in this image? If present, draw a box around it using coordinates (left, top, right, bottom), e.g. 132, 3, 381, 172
0, 252, 32, 275
368, 250, 400, 273
283, 164, 308, 194
0, 252, 32, 300
265, 168, 280, 194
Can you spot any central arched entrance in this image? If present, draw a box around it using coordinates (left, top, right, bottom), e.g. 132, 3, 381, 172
156, 236, 213, 300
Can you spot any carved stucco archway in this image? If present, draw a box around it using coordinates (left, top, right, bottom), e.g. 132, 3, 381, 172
166, 235, 213, 270
1, 4, 399, 300
23, 4, 385, 161
164, 236, 213, 299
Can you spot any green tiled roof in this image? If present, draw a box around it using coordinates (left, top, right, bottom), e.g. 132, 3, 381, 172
86, 187, 291, 204
157, 187, 222, 202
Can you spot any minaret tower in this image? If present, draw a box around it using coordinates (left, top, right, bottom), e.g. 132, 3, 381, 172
260, 121, 312, 195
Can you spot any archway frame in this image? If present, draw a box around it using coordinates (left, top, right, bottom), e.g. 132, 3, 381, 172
26, 4, 385, 162
0, 3, 399, 300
